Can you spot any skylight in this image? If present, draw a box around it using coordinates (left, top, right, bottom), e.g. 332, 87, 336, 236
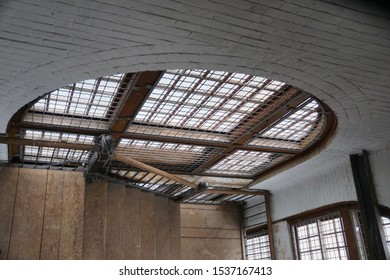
6, 69, 335, 203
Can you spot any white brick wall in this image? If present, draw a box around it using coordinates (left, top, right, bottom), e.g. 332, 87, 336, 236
0, 0, 389, 220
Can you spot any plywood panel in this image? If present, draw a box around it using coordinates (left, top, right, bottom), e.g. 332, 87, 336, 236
82, 179, 107, 259
40, 170, 64, 259
155, 197, 170, 259
181, 207, 240, 229
140, 191, 156, 259
181, 238, 242, 260
105, 183, 125, 259
169, 200, 181, 259
181, 228, 241, 239
8, 168, 47, 259
123, 188, 141, 259
59, 171, 84, 259
0, 167, 19, 260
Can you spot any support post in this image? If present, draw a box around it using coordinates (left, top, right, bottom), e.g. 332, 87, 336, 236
350, 150, 389, 259
265, 193, 276, 260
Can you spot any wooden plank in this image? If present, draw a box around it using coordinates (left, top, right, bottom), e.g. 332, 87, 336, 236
8, 168, 47, 259
59, 171, 85, 259
140, 191, 156, 259
123, 188, 141, 259
181, 228, 241, 239
168, 199, 181, 259
40, 170, 64, 259
105, 183, 125, 259
155, 196, 170, 259
0, 167, 19, 260
82, 179, 107, 259
113, 153, 198, 189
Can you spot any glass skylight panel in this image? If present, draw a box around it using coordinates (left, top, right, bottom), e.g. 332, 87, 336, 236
23, 145, 91, 164
116, 138, 222, 173
22, 129, 95, 145
129, 69, 288, 142
24, 74, 127, 130
206, 150, 290, 177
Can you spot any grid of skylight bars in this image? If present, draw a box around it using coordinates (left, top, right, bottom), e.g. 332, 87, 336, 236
206, 150, 290, 177
17, 69, 328, 186
23, 146, 92, 167
245, 232, 271, 260
23, 74, 129, 130
110, 170, 192, 197
293, 213, 349, 260
249, 99, 324, 150
127, 69, 288, 142
116, 138, 223, 173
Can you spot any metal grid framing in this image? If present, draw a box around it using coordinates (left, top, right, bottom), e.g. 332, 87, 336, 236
22, 129, 95, 145
23, 145, 92, 166
23, 74, 128, 130
128, 69, 287, 142
350, 210, 368, 259
9, 69, 334, 204
110, 169, 192, 197
381, 216, 390, 253
250, 98, 324, 150
205, 150, 291, 177
293, 213, 349, 260
245, 232, 271, 260
116, 138, 223, 173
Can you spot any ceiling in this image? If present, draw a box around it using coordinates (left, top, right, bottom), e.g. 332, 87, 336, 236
3, 69, 334, 204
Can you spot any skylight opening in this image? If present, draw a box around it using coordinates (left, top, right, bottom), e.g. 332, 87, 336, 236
22, 129, 95, 145
205, 150, 291, 177
23, 74, 129, 130
116, 138, 223, 173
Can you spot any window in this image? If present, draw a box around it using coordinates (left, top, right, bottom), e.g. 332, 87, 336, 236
245, 231, 271, 260
381, 216, 390, 252
292, 213, 349, 260
351, 211, 390, 259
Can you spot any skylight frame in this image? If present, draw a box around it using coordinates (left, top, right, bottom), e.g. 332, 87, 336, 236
23, 74, 130, 130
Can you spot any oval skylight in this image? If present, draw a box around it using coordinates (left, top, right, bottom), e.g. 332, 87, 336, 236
7, 69, 335, 203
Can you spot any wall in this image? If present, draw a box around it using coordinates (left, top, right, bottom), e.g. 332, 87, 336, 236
180, 204, 242, 260
83, 179, 180, 260
0, 167, 84, 260
369, 143, 390, 208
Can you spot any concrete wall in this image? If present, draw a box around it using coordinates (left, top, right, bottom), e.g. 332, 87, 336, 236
180, 204, 243, 260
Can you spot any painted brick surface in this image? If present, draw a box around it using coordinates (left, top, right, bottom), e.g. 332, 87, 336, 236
0, 0, 389, 218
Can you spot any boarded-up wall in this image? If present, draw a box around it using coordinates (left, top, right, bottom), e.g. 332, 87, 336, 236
0, 167, 85, 260
180, 204, 243, 260
82, 179, 181, 259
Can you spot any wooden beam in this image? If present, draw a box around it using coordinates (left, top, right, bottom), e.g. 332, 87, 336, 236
112, 152, 198, 189
350, 151, 389, 259
0, 135, 95, 151
205, 188, 269, 196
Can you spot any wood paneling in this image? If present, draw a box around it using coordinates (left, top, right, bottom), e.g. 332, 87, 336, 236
40, 170, 64, 259
123, 188, 141, 259
155, 197, 170, 259
59, 171, 84, 259
8, 168, 47, 259
169, 199, 181, 259
105, 183, 125, 259
0, 167, 19, 260
0, 167, 181, 260
140, 191, 156, 260
180, 203, 242, 260
82, 179, 107, 259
